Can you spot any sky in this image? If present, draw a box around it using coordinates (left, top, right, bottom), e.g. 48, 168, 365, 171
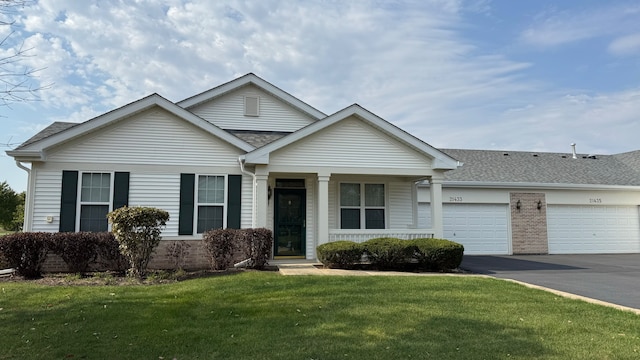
1, 0, 640, 192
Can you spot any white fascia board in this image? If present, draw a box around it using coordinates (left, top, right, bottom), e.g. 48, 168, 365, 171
418, 180, 640, 191
5, 149, 42, 161
177, 73, 327, 120
16, 94, 255, 155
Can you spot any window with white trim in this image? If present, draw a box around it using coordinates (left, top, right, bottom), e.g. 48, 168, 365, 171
79, 172, 111, 232
340, 183, 385, 229
196, 175, 226, 233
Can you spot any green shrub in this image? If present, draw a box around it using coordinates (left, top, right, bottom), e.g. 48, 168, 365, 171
0, 232, 50, 278
410, 238, 464, 271
49, 232, 101, 274
316, 241, 363, 269
107, 206, 169, 278
362, 237, 414, 270
202, 228, 238, 270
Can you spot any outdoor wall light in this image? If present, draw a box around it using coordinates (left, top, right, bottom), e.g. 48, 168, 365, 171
537, 200, 542, 210
516, 200, 521, 210
268, 185, 272, 200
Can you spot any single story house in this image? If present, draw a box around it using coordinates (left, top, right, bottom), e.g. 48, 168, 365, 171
7, 74, 640, 266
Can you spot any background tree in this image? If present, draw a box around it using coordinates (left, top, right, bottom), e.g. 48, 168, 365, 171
0, 0, 46, 108
0, 181, 20, 230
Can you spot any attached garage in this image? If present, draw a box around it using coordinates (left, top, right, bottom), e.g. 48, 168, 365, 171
547, 205, 640, 254
419, 203, 510, 255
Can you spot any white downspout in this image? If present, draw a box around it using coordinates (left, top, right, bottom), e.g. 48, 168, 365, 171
238, 156, 256, 228
15, 161, 31, 231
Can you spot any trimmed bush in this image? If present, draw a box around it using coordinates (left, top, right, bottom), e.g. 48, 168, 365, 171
49, 232, 101, 274
411, 238, 464, 271
362, 237, 414, 270
202, 228, 273, 270
316, 241, 364, 269
0, 232, 50, 278
202, 228, 238, 270
108, 206, 169, 278
239, 228, 273, 269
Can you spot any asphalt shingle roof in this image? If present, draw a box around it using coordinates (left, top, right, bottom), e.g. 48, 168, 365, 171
440, 148, 640, 186
226, 129, 290, 148
16, 122, 78, 149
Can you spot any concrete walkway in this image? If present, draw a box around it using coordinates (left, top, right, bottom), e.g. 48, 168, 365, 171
273, 261, 640, 315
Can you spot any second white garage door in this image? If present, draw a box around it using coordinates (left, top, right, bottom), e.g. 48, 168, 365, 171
547, 205, 640, 254
419, 203, 510, 255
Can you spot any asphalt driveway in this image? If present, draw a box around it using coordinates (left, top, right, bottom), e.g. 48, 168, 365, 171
461, 254, 640, 310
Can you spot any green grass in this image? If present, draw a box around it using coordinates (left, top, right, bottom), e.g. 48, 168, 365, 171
1, 273, 639, 359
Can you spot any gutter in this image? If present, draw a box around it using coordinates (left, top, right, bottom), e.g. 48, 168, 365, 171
14, 161, 31, 231
418, 180, 640, 191
238, 156, 256, 227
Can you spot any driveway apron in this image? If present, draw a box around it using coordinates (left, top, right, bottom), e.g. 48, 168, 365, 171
461, 254, 640, 310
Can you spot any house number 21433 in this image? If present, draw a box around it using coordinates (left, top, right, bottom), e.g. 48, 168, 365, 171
449, 196, 463, 202
589, 198, 602, 203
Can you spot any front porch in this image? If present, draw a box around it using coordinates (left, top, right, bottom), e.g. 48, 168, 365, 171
327, 229, 434, 243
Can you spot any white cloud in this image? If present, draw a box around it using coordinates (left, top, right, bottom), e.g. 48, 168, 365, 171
520, 4, 640, 48
609, 33, 640, 56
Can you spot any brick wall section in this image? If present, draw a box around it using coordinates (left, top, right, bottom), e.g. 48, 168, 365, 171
42, 240, 213, 273
510, 192, 548, 254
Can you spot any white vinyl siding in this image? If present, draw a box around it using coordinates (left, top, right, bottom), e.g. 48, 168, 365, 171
241, 174, 254, 228
47, 109, 243, 166
547, 205, 640, 254
388, 182, 414, 229
189, 85, 315, 132
31, 170, 62, 232
270, 117, 431, 170
129, 173, 180, 236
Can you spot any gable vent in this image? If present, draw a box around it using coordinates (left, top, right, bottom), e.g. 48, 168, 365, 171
244, 96, 259, 117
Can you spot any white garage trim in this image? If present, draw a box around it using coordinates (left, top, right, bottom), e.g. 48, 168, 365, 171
419, 203, 511, 255
547, 205, 640, 254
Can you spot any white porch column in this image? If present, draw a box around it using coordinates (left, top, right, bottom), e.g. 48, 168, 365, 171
430, 178, 444, 238
317, 174, 330, 248
254, 173, 269, 228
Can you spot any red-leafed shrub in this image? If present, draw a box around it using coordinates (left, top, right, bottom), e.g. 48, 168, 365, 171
49, 232, 101, 274
94, 232, 129, 272
202, 228, 273, 270
202, 228, 238, 270
0, 232, 51, 278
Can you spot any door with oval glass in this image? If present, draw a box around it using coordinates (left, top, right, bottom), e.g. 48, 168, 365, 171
274, 187, 306, 257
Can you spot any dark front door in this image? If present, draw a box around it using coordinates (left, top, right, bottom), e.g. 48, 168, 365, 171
274, 188, 306, 257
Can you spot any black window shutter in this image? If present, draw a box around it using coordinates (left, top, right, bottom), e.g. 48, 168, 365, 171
178, 173, 195, 235
227, 175, 242, 229
113, 172, 130, 210
59, 170, 78, 232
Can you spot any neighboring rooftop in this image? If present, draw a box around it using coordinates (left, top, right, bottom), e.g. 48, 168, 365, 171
440, 148, 640, 186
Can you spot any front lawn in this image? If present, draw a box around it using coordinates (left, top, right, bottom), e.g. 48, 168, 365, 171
0, 272, 638, 359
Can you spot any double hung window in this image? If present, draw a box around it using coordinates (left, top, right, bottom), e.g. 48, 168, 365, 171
79, 172, 111, 232
340, 183, 385, 229
196, 175, 225, 233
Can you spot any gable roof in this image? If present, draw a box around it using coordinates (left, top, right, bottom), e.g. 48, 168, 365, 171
177, 73, 327, 120
243, 103, 460, 170
8, 93, 255, 161
440, 148, 640, 187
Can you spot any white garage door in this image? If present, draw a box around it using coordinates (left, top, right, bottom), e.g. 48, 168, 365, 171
547, 205, 640, 254
418, 203, 510, 255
